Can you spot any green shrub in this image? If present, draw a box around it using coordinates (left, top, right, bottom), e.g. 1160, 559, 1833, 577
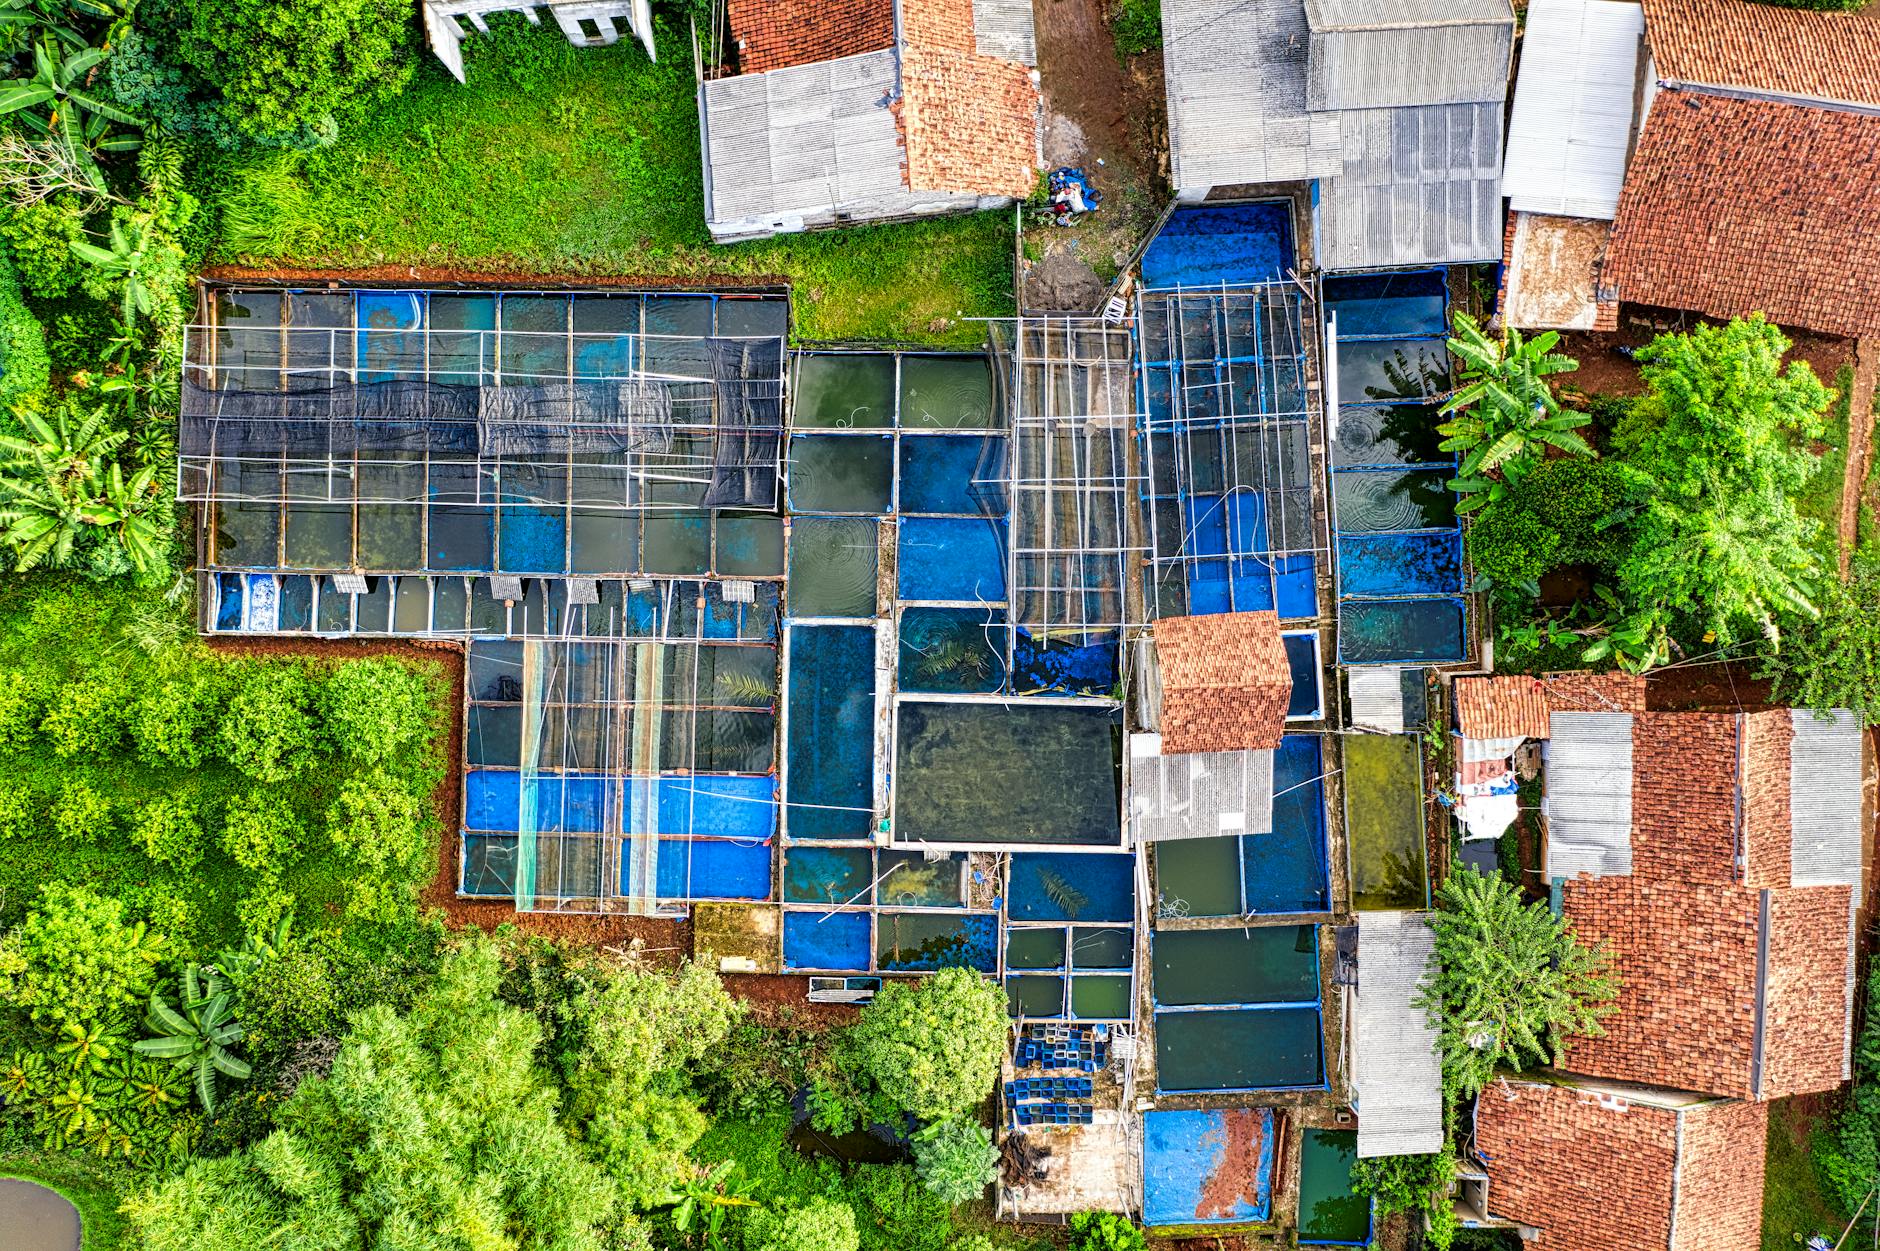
816, 967, 1006, 1129
132, 795, 209, 870
40, 677, 127, 759
325, 770, 428, 872
236, 942, 343, 1056
747, 1196, 859, 1251
217, 664, 321, 780
0, 669, 46, 751
0, 779, 39, 839
911, 1117, 999, 1205
2, 198, 88, 299
0, 244, 48, 406
131, 674, 226, 769
1750, 0, 1866, 9
236, 880, 297, 939
178, 0, 418, 140
1351, 1148, 1459, 1249
321, 657, 435, 764
0, 881, 166, 1031
1111, 0, 1162, 58
1822, 965, 1880, 1232
1068, 1212, 1146, 1251
220, 788, 307, 873
1520, 458, 1637, 567
1465, 505, 1554, 588
51, 779, 113, 842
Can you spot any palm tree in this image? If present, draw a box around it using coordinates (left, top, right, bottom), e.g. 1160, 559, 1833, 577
1438, 313, 1593, 513
0, 403, 165, 573
132, 964, 252, 1113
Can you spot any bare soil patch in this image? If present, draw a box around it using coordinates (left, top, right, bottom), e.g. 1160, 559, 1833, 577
1841, 338, 1877, 575
1021, 0, 1168, 310
1558, 322, 1855, 400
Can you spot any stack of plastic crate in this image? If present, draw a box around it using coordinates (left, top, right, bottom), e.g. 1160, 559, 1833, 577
1006, 1025, 1101, 1129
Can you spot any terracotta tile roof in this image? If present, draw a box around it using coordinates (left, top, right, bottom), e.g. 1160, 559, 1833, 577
1550, 710, 1855, 1099
1476, 1079, 1767, 1251
898, 0, 1039, 197
1454, 676, 1549, 741
1154, 611, 1291, 754
727, 0, 894, 74
1603, 91, 1880, 339
1536, 671, 1647, 715
1643, 0, 1880, 107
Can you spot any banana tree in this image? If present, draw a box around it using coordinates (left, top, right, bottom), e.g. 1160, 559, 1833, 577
0, 403, 165, 573
133, 964, 252, 1114
1437, 312, 1592, 513
0, 35, 141, 195
53, 1020, 118, 1073
71, 217, 160, 323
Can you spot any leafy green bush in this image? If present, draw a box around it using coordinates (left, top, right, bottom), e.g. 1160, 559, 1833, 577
216, 664, 321, 781
2, 198, 88, 299
51, 778, 114, 842
0, 778, 40, 839
814, 967, 1006, 1130
132, 795, 209, 870
39, 676, 127, 758
0, 245, 48, 406
747, 1196, 860, 1251
1763, 553, 1880, 724
131, 674, 227, 770
911, 1117, 999, 1205
1068, 1212, 1146, 1251
1821, 965, 1880, 1234
1465, 504, 1554, 588
321, 657, 435, 764
1351, 1148, 1459, 1249
1467, 459, 1640, 588
326, 769, 428, 872
1111, 0, 1162, 58
0, 669, 46, 751
0, 881, 166, 1031
219, 788, 306, 873
177, 0, 418, 140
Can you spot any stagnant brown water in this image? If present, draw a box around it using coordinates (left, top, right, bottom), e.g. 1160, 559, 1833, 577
0, 1179, 80, 1251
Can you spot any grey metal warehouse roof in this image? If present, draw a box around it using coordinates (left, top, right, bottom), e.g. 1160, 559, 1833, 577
1317, 101, 1505, 270
1790, 708, 1865, 888
1161, 0, 1344, 190
1502, 0, 1645, 219
1353, 910, 1444, 1158
702, 50, 913, 228
1305, 0, 1511, 27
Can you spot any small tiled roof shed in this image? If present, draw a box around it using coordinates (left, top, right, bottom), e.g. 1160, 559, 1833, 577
1151, 611, 1293, 754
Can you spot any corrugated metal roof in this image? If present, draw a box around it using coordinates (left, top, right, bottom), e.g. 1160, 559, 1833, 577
1348, 667, 1406, 733
1502, 0, 1644, 219
972, 0, 1036, 65
1354, 909, 1444, 1158
1543, 710, 1635, 879
1305, 20, 1512, 111
1790, 708, 1864, 888
1161, 0, 1344, 190
1128, 735, 1276, 841
1305, 0, 1511, 28
703, 50, 913, 225
1316, 101, 1504, 270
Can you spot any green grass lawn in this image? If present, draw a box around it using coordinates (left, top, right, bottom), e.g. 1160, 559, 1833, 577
0, 1151, 136, 1250
1762, 1097, 1845, 1250
212, 18, 1015, 345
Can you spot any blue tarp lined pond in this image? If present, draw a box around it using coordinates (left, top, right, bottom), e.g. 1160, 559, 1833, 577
1142, 202, 1297, 289
1142, 1108, 1277, 1227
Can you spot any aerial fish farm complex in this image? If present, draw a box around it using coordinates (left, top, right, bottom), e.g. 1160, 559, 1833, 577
183, 201, 1467, 1237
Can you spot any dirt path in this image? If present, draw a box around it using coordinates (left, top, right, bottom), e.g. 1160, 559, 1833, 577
1022, 0, 1167, 310
1843, 337, 1878, 577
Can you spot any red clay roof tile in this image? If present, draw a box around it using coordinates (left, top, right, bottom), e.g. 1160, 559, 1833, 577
1454, 676, 1550, 740
727, 0, 893, 74
1603, 91, 1880, 339
1643, 0, 1880, 107
1154, 611, 1291, 754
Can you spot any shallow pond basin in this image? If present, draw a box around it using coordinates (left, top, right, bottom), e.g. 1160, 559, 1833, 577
0, 1179, 80, 1251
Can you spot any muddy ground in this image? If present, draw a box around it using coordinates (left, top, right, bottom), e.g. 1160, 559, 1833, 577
1020, 0, 1168, 311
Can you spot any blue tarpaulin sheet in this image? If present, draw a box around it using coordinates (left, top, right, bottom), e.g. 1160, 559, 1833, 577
1142, 1108, 1276, 1226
